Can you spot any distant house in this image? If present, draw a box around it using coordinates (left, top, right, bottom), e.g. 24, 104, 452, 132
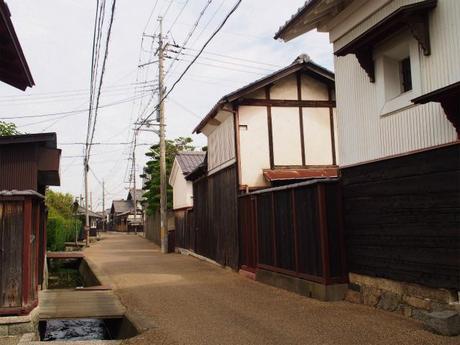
275, 0, 459, 315
181, 56, 337, 270
76, 206, 103, 236
0, 133, 60, 317
168, 151, 206, 250
169, 151, 206, 210
110, 199, 134, 232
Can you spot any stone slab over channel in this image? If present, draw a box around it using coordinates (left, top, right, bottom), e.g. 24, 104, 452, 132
83, 233, 460, 345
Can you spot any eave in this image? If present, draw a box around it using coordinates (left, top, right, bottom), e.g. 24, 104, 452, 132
335, 0, 437, 82
0, 1, 34, 90
412, 81, 460, 138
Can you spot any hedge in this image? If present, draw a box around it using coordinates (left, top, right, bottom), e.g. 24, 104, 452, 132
47, 215, 81, 251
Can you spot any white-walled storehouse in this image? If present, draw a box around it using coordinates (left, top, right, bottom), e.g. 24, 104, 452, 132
169, 151, 206, 210
194, 54, 338, 191
275, 0, 460, 323
179, 56, 338, 269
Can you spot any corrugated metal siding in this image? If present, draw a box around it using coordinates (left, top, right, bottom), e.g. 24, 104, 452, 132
334, 0, 458, 166
0, 145, 37, 191
207, 115, 235, 174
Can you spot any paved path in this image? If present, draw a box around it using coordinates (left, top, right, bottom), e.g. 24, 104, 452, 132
85, 233, 457, 345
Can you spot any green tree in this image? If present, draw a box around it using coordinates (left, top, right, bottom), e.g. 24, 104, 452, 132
45, 189, 75, 218
142, 137, 194, 215
0, 121, 20, 136
45, 190, 80, 251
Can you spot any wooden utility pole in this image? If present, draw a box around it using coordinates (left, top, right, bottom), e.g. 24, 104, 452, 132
84, 158, 90, 246
133, 130, 138, 235
158, 17, 168, 253
102, 180, 105, 232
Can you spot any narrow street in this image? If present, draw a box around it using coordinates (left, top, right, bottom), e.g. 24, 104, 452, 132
85, 233, 454, 345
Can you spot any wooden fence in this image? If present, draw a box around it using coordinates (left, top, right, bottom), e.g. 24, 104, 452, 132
144, 210, 175, 248
239, 179, 347, 285
342, 143, 460, 290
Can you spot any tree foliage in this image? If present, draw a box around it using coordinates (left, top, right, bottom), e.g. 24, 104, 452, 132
142, 137, 194, 215
0, 121, 20, 136
45, 190, 80, 251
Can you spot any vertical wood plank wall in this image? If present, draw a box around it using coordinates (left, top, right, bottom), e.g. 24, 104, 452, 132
239, 180, 348, 285
192, 165, 239, 269
0, 201, 23, 309
341, 143, 460, 289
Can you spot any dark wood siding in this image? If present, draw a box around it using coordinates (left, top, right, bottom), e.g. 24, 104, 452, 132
239, 180, 347, 284
193, 165, 239, 269
341, 143, 460, 290
0, 201, 23, 308
0, 144, 37, 191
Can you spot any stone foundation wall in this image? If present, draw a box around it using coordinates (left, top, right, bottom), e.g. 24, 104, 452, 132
0, 306, 39, 337
345, 273, 459, 320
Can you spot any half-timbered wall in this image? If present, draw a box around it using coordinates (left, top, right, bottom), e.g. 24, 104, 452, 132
331, 0, 459, 166
237, 73, 336, 188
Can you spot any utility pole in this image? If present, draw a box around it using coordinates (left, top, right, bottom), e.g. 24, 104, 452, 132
133, 130, 138, 235
158, 16, 168, 253
102, 180, 105, 233
84, 158, 90, 247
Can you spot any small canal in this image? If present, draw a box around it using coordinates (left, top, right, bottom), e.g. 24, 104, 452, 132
42, 256, 137, 341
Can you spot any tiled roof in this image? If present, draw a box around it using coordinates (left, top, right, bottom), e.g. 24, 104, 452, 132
112, 199, 134, 214
176, 151, 206, 175
128, 188, 144, 201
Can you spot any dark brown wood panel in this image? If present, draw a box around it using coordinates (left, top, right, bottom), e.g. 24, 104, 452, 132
341, 143, 460, 289
0, 201, 23, 308
193, 165, 239, 269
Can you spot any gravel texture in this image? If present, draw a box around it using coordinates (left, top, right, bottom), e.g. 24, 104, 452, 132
85, 233, 459, 345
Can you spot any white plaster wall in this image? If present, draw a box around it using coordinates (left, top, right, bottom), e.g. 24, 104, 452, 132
300, 74, 330, 100
172, 172, 194, 210
207, 112, 236, 175
303, 107, 333, 165
271, 107, 303, 166
238, 106, 270, 188
331, 0, 458, 166
270, 75, 297, 100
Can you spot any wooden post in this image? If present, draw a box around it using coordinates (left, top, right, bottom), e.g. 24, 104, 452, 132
22, 198, 32, 307
317, 184, 330, 284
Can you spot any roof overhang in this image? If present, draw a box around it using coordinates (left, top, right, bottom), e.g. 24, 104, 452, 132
274, 0, 350, 42
412, 81, 460, 138
335, 0, 437, 82
0, 1, 34, 90
263, 167, 339, 181
193, 56, 334, 134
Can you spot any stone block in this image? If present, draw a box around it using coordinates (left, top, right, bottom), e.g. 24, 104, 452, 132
402, 295, 431, 310
402, 306, 412, 318
362, 286, 381, 307
345, 289, 361, 304
8, 322, 35, 335
0, 325, 8, 336
377, 292, 401, 311
424, 311, 460, 336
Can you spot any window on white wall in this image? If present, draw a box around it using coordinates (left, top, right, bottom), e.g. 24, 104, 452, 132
375, 31, 421, 116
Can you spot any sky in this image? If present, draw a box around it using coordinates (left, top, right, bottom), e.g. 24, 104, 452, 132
1, 0, 333, 211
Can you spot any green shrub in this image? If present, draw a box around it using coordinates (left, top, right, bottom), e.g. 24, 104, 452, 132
47, 214, 80, 251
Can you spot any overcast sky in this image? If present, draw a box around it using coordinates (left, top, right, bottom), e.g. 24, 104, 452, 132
1, 0, 332, 211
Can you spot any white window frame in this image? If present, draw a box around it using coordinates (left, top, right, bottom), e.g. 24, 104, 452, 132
374, 31, 422, 117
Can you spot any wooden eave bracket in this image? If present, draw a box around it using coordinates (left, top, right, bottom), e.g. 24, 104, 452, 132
412, 82, 460, 138
335, 0, 436, 83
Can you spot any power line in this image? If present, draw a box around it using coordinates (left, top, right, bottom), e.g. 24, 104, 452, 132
138, 0, 243, 129
165, 0, 214, 77
87, 0, 118, 159
2, 92, 150, 120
